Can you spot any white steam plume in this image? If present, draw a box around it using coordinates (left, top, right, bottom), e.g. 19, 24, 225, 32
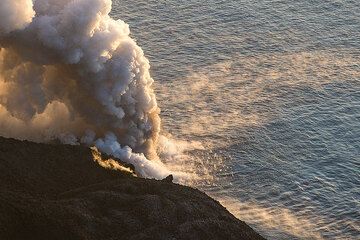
0, 0, 35, 35
0, 0, 173, 179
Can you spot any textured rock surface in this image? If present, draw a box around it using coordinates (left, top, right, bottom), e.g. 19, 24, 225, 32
0, 137, 265, 240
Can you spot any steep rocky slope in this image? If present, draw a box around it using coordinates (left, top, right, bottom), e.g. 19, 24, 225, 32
0, 137, 265, 240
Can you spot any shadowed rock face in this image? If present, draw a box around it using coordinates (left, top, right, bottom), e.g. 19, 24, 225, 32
0, 137, 265, 240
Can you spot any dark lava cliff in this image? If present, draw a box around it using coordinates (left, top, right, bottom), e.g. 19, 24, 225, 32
0, 137, 265, 240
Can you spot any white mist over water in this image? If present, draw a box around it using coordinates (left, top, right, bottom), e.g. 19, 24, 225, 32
0, 0, 200, 180
111, 0, 360, 239
1, 0, 359, 239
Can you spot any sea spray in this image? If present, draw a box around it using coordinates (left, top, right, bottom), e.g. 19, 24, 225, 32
0, 0, 177, 179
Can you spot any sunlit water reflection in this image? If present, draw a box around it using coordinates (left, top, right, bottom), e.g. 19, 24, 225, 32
112, 1, 360, 239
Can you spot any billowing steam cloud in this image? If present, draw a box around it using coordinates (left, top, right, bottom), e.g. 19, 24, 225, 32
0, 0, 35, 35
0, 0, 173, 179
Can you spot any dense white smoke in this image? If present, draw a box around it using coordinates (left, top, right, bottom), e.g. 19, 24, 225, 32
0, 0, 174, 179
0, 0, 35, 35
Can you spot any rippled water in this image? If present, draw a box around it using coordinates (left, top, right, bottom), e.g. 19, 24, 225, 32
112, 1, 360, 239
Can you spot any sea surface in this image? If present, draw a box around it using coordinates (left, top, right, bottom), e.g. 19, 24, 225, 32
111, 1, 360, 239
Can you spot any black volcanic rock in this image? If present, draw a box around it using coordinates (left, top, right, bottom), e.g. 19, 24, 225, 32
0, 137, 265, 240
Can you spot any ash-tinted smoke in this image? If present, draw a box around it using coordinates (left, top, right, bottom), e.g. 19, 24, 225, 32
0, 0, 167, 178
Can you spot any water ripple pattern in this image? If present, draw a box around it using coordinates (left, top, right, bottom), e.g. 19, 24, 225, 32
112, 0, 360, 239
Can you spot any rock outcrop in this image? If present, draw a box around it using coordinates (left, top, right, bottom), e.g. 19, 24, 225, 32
0, 137, 265, 240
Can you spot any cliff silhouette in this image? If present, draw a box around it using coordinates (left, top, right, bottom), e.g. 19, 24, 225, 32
0, 137, 265, 240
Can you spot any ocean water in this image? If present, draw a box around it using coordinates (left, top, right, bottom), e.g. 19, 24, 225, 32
111, 1, 360, 239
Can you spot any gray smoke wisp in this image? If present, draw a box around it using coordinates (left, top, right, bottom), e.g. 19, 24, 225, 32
0, 0, 176, 179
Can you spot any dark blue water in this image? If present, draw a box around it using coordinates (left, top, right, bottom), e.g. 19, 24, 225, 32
112, 1, 360, 239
